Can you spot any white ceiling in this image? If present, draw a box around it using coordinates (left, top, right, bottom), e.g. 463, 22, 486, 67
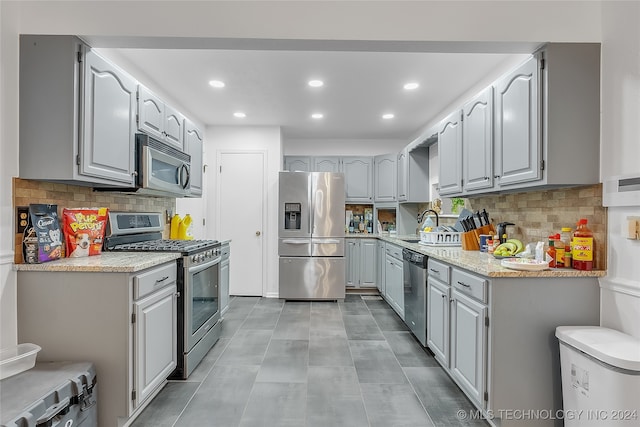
97, 44, 531, 140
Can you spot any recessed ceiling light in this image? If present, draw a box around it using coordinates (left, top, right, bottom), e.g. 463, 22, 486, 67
308, 80, 324, 88
403, 82, 419, 90
233, 112, 246, 118
311, 113, 324, 119
209, 80, 225, 88
382, 113, 395, 120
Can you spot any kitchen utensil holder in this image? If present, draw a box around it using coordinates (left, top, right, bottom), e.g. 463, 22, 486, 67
462, 224, 496, 251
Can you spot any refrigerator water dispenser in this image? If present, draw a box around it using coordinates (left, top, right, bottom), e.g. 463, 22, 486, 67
284, 203, 302, 230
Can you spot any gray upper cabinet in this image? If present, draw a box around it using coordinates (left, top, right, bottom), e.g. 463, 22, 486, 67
184, 119, 204, 197
494, 56, 540, 187
396, 149, 408, 201
462, 87, 494, 192
137, 86, 185, 151
284, 156, 312, 172
374, 154, 397, 202
80, 49, 137, 185
437, 110, 463, 195
342, 157, 373, 202
313, 157, 341, 172
19, 35, 136, 187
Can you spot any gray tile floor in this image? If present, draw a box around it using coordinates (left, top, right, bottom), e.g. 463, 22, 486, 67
131, 295, 489, 427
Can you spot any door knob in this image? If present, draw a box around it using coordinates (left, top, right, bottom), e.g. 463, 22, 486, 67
256, 231, 261, 236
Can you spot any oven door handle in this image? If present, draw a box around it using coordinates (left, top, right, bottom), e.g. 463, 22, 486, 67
188, 256, 221, 275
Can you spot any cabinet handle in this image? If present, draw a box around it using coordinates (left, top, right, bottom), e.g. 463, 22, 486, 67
493, 175, 500, 179
429, 268, 439, 274
457, 281, 470, 288
156, 276, 170, 284
441, 294, 446, 299
131, 171, 138, 176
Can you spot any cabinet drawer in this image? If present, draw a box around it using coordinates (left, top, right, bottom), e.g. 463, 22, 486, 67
385, 244, 402, 260
451, 269, 487, 303
134, 262, 177, 300
428, 259, 450, 284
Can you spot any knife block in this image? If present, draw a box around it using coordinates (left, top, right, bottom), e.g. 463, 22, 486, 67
461, 231, 480, 250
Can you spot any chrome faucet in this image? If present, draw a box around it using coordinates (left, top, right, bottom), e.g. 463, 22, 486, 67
417, 209, 439, 227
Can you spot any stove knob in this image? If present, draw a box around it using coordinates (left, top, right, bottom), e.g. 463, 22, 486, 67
206, 250, 212, 258
198, 254, 204, 262
191, 255, 197, 263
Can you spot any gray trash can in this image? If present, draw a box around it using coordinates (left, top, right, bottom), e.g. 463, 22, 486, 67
0, 361, 97, 427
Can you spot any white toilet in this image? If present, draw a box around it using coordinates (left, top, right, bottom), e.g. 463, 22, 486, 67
556, 326, 640, 426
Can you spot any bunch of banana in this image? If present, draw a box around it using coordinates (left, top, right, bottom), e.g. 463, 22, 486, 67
494, 239, 524, 256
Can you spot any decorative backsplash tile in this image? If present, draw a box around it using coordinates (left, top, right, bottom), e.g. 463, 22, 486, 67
13, 178, 175, 262
466, 184, 607, 269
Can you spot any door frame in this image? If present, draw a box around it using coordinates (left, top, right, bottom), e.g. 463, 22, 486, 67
216, 149, 268, 297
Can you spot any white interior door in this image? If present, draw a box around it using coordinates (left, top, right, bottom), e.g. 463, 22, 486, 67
218, 152, 265, 296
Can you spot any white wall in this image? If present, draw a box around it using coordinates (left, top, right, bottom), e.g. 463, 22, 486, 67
204, 126, 282, 298
599, 1, 640, 338
284, 138, 406, 156
0, 0, 613, 347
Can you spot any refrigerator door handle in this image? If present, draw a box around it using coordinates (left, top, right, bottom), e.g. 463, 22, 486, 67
282, 239, 309, 244
313, 238, 341, 244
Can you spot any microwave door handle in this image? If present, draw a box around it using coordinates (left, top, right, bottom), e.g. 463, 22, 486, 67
181, 164, 190, 189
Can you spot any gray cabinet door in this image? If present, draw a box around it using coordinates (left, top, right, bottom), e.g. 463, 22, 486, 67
184, 120, 203, 197
137, 86, 164, 141
450, 289, 487, 407
438, 110, 463, 195
346, 239, 359, 287
397, 149, 407, 201
133, 283, 177, 409
427, 277, 450, 367
284, 156, 312, 172
220, 257, 230, 313
376, 241, 385, 293
313, 157, 341, 172
343, 157, 373, 202
463, 87, 494, 192
359, 239, 377, 287
163, 104, 185, 150
374, 154, 397, 202
495, 56, 541, 187
81, 50, 136, 185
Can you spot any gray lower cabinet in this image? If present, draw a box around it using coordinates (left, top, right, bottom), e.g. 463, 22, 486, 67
424, 260, 599, 427
383, 243, 404, 319
184, 119, 204, 197
376, 240, 386, 294
19, 35, 137, 186
346, 238, 377, 288
17, 261, 178, 427
220, 243, 230, 313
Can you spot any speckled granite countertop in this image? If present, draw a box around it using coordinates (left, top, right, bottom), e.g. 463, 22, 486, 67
347, 233, 606, 278
14, 252, 180, 273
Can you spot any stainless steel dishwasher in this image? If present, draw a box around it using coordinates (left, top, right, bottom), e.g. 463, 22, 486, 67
403, 248, 428, 346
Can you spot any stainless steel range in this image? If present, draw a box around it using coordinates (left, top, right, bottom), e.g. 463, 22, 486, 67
104, 212, 222, 379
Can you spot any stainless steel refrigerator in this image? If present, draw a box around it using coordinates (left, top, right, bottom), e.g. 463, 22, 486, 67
278, 172, 346, 300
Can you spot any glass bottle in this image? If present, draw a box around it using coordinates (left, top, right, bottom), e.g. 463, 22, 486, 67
561, 227, 573, 268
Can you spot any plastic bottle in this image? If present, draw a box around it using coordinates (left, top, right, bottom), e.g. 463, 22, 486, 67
553, 233, 565, 268
572, 219, 594, 271
547, 236, 557, 268
561, 227, 573, 268
170, 214, 182, 239
178, 214, 193, 240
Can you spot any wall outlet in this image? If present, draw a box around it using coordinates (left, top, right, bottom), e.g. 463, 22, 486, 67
16, 206, 29, 234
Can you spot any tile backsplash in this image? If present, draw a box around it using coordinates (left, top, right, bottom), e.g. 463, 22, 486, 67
466, 184, 607, 269
13, 178, 175, 262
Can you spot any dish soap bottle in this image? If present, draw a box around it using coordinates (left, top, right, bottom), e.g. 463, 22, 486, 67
170, 214, 182, 239
179, 214, 193, 240
572, 218, 594, 271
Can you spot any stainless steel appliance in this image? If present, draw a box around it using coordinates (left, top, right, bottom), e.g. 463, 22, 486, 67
278, 172, 346, 300
403, 248, 428, 346
104, 212, 221, 379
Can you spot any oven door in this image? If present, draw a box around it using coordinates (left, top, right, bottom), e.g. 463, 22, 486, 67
184, 256, 221, 352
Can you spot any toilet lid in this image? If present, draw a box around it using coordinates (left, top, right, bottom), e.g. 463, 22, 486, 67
556, 326, 640, 372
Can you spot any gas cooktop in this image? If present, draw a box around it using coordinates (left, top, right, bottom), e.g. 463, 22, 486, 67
108, 239, 219, 253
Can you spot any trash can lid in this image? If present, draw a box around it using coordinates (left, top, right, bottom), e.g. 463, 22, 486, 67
556, 326, 640, 372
